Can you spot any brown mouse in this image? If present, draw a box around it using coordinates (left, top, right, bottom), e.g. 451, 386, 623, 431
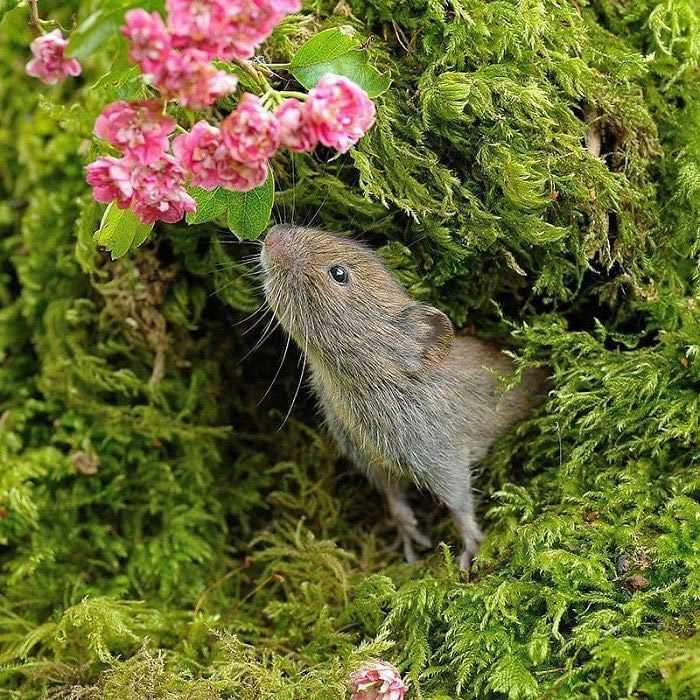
260, 224, 547, 569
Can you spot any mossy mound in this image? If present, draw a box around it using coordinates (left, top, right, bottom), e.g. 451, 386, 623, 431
1, 0, 699, 697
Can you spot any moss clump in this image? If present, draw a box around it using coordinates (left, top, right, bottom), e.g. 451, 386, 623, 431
1, 0, 699, 698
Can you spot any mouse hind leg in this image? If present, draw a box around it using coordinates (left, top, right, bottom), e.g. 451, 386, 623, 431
318, 398, 431, 562
434, 454, 484, 571
368, 469, 431, 563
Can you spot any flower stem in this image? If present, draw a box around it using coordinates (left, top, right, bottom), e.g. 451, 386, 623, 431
232, 57, 270, 92
262, 62, 291, 69
278, 90, 307, 100
28, 0, 49, 34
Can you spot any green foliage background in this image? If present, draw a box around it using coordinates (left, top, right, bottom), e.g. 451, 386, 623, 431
1, 0, 699, 697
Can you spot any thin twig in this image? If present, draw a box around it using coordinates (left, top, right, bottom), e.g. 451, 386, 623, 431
28, 0, 47, 33
232, 57, 270, 91
194, 567, 242, 615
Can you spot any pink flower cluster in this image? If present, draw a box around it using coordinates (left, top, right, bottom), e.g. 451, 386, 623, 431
26, 29, 81, 85
349, 662, 409, 700
82, 1, 376, 226
121, 0, 301, 108
167, 0, 301, 60
86, 100, 195, 224
85, 71, 376, 223
171, 74, 374, 194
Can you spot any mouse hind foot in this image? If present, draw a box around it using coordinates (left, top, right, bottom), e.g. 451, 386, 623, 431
450, 507, 484, 571
385, 484, 431, 563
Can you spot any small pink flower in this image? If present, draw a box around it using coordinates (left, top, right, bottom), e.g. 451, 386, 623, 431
221, 93, 280, 164
349, 662, 409, 700
306, 73, 375, 153
275, 99, 318, 152
121, 9, 172, 74
152, 49, 238, 108
173, 120, 268, 191
85, 156, 135, 208
167, 0, 229, 58
94, 100, 175, 165
130, 154, 197, 224
217, 0, 302, 60
26, 29, 81, 85
220, 159, 269, 191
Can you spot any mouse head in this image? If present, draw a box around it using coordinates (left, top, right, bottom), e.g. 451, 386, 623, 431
260, 225, 454, 375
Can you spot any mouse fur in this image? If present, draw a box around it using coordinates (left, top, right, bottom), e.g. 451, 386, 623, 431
260, 224, 547, 568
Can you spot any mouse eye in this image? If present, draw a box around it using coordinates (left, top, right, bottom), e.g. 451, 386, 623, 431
328, 265, 349, 285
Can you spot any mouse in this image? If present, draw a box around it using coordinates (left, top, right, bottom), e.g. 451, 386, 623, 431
259, 224, 548, 569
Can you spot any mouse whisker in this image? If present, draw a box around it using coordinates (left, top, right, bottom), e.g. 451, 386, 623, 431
209, 263, 242, 273
233, 302, 268, 328
216, 235, 262, 247
291, 152, 296, 224
278, 323, 307, 431
209, 276, 245, 298
257, 315, 292, 406
238, 319, 280, 364
241, 304, 275, 336
239, 281, 284, 353
305, 191, 329, 229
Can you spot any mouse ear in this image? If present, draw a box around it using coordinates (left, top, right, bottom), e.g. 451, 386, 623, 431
394, 304, 454, 372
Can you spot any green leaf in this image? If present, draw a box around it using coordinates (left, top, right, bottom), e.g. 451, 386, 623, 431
290, 27, 391, 98
66, 1, 164, 61
185, 187, 230, 225
67, 7, 128, 61
225, 172, 274, 240
94, 203, 153, 259
91, 66, 147, 101
0, 0, 20, 23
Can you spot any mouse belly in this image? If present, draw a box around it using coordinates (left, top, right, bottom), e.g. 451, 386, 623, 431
311, 376, 462, 495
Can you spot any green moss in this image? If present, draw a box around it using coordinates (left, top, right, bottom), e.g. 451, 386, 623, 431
1, 0, 699, 698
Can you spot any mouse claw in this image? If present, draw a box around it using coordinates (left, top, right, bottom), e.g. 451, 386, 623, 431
457, 533, 484, 573
392, 520, 432, 563
383, 486, 432, 563
386, 523, 432, 563
458, 548, 474, 573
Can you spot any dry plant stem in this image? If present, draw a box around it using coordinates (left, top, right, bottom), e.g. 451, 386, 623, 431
194, 567, 242, 615
234, 59, 306, 104
28, 0, 49, 34
233, 57, 271, 92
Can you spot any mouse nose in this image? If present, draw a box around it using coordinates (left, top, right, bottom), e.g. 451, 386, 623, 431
263, 225, 294, 264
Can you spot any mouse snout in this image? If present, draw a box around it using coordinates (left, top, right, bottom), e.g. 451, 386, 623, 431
263, 225, 295, 267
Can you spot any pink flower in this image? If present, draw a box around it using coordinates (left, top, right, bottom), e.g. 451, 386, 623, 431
85, 156, 135, 208
217, 0, 302, 60
26, 29, 81, 85
94, 100, 175, 165
167, 0, 230, 58
275, 99, 318, 152
306, 73, 375, 153
130, 155, 197, 224
220, 159, 269, 191
121, 9, 172, 74
349, 662, 409, 700
173, 120, 268, 191
152, 49, 238, 108
221, 93, 280, 164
